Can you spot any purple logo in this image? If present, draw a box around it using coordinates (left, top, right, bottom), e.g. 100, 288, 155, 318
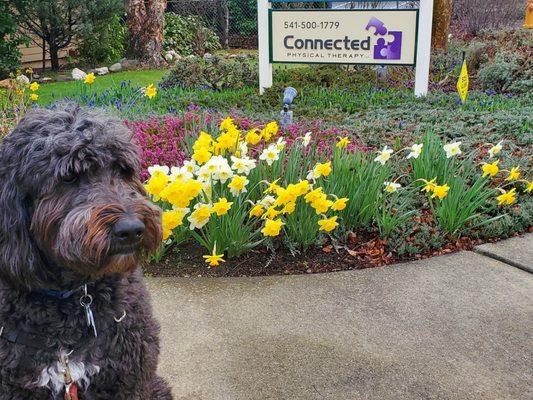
365, 17, 402, 60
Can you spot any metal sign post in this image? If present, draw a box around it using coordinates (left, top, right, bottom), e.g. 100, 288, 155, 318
258, 0, 434, 97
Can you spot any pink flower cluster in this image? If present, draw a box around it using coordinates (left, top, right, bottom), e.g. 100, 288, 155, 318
126, 111, 367, 180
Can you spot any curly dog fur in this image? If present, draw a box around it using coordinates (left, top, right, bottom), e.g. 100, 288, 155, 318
0, 105, 173, 399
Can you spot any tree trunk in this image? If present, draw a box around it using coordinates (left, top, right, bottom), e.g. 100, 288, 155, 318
125, 0, 167, 67
432, 0, 452, 50
49, 43, 60, 71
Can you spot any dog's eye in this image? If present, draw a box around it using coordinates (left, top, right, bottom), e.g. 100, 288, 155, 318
62, 173, 78, 184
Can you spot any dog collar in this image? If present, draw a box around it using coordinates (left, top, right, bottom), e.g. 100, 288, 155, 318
36, 287, 79, 299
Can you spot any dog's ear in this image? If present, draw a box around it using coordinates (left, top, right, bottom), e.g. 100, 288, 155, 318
0, 147, 45, 291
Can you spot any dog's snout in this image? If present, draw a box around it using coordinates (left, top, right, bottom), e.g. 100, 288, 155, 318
113, 218, 145, 245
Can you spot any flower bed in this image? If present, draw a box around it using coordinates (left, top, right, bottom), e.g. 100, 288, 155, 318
141, 116, 532, 271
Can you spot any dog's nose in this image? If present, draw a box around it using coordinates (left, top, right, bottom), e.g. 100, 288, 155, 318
113, 218, 145, 245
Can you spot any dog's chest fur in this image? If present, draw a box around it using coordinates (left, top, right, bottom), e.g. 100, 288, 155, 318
36, 353, 100, 395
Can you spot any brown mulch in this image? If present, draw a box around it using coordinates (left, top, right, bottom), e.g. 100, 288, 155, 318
142, 230, 526, 278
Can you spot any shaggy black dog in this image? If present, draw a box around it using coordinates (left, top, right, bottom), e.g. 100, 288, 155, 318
0, 105, 173, 399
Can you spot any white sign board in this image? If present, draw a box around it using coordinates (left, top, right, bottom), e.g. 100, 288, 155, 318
257, 0, 434, 97
270, 10, 419, 66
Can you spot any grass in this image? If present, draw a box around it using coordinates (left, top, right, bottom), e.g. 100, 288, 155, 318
36, 70, 167, 104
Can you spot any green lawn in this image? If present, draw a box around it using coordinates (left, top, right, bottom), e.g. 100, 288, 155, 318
37, 70, 167, 104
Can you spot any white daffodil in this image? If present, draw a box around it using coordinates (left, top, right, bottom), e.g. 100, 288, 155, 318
170, 166, 193, 182
260, 195, 276, 208
443, 141, 462, 158
238, 141, 248, 157
147, 165, 169, 176
259, 144, 280, 166
384, 181, 401, 193
406, 143, 423, 159
182, 160, 198, 174
374, 146, 393, 165
306, 170, 316, 181
488, 140, 503, 158
71, 68, 87, 81
276, 137, 287, 151
217, 164, 234, 183
302, 132, 312, 147
231, 156, 256, 175
16, 75, 30, 84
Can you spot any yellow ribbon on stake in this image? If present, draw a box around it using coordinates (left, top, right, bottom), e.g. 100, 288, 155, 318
456, 55, 469, 104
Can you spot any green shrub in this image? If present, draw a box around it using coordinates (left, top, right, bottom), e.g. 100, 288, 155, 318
163, 13, 220, 56
0, 3, 27, 78
161, 55, 258, 91
78, 15, 126, 65
477, 52, 519, 92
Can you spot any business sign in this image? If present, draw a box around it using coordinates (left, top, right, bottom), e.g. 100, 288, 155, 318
269, 9, 419, 66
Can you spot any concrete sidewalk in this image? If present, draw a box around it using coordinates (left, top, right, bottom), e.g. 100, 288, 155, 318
148, 235, 533, 400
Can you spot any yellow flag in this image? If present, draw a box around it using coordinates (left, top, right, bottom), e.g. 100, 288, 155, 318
456, 59, 469, 104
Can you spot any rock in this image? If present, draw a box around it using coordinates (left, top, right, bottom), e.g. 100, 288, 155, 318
203, 53, 213, 59
71, 68, 87, 80
0, 79, 13, 89
39, 77, 52, 83
228, 54, 238, 59
120, 59, 139, 70
94, 67, 109, 75
33, 74, 40, 79
56, 75, 71, 82
109, 62, 122, 72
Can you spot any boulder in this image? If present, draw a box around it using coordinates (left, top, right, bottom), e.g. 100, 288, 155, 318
39, 77, 53, 83
94, 67, 109, 75
121, 59, 139, 70
71, 68, 87, 80
109, 62, 122, 72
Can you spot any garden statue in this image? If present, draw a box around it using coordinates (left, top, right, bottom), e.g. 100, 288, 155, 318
280, 87, 298, 128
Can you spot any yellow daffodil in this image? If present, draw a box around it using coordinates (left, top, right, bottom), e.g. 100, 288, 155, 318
304, 187, 325, 204
496, 188, 517, 206
331, 197, 348, 211
481, 160, 499, 178
313, 161, 332, 178
249, 204, 265, 218
261, 121, 279, 142
84, 73, 95, 85
506, 167, 520, 181
145, 84, 157, 99
162, 209, 189, 240
318, 216, 339, 232
336, 137, 350, 149
212, 198, 233, 216
29, 93, 39, 101
526, 182, 533, 193
219, 116, 237, 132
203, 244, 225, 267
144, 171, 170, 199
263, 206, 281, 219
245, 129, 261, 145
420, 178, 437, 193
187, 204, 212, 230
431, 184, 450, 200
264, 179, 281, 194
261, 218, 284, 237
192, 148, 212, 165
228, 175, 248, 196
310, 194, 333, 214
281, 202, 296, 214
29, 82, 39, 91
